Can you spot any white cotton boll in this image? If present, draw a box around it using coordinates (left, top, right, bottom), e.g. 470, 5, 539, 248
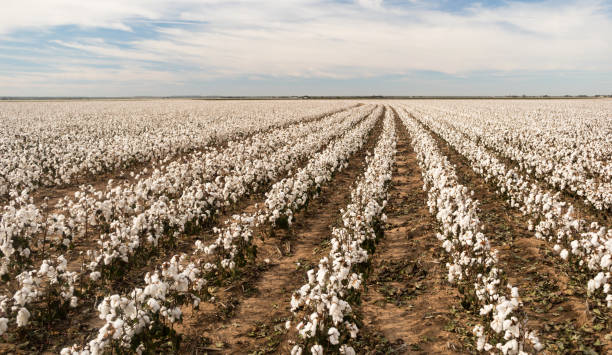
345, 322, 359, 338
90, 271, 101, 281
0, 318, 8, 335
553, 244, 561, 253
16, 307, 31, 327
339, 345, 355, 355
571, 240, 580, 252
348, 273, 361, 289
588, 279, 598, 293
601, 254, 611, 269
112, 318, 124, 332
505, 324, 520, 340
291, 345, 303, 355
490, 317, 503, 333
39, 261, 50, 274
310, 344, 323, 355
510, 287, 519, 299
476, 336, 487, 351
560, 249, 569, 260
147, 298, 160, 312
306, 269, 315, 284
479, 304, 494, 316
328, 327, 340, 345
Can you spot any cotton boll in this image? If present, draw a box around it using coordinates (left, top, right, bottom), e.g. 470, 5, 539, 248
560, 249, 569, 260
339, 345, 356, 355
310, 344, 323, 355
0, 318, 8, 335
327, 326, 340, 345
16, 307, 31, 327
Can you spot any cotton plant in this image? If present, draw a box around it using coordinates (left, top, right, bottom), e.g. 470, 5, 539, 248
61, 257, 200, 354
0, 190, 44, 278
0, 254, 78, 336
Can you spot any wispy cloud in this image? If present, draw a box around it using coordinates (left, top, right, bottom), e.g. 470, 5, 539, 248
1, 0, 611, 95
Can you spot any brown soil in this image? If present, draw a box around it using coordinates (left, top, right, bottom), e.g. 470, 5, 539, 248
413, 112, 610, 354
359, 113, 467, 354
177, 110, 384, 354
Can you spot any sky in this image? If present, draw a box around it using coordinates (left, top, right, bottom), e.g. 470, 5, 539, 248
1, 0, 611, 96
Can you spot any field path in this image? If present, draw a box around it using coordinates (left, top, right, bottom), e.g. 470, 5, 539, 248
360, 111, 466, 354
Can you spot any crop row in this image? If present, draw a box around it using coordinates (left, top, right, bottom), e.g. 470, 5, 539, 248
288, 107, 396, 355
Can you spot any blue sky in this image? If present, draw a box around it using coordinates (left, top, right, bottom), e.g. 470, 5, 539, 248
1, 0, 611, 96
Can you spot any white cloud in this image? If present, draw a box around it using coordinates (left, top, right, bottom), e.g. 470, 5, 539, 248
356, 0, 384, 10
1, 0, 611, 95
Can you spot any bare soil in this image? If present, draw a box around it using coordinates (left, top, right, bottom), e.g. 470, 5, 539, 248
359, 114, 468, 354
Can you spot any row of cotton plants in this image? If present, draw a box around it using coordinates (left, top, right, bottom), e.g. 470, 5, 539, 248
0, 105, 372, 282
288, 107, 396, 355
419, 99, 612, 181
81, 105, 374, 280
0, 100, 356, 199
0, 106, 375, 340
397, 108, 542, 354
408, 101, 612, 211
409, 107, 612, 309
59, 107, 382, 354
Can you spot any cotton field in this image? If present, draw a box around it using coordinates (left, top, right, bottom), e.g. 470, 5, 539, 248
0, 99, 611, 354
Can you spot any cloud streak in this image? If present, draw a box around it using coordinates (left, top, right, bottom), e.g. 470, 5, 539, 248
1, 0, 611, 95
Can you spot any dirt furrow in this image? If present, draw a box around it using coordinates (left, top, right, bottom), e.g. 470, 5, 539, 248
177, 111, 385, 354
360, 113, 467, 354
410, 112, 609, 354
